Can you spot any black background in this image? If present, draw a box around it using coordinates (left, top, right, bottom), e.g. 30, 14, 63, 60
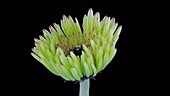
2, 0, 166, 95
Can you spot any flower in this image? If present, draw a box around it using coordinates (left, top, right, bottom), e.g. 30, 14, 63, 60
31, 8, 122, 81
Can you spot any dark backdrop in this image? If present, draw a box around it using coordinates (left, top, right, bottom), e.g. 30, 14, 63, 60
2, 0, 165, 95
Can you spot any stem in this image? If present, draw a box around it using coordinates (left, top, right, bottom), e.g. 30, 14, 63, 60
79, 79, 90, 96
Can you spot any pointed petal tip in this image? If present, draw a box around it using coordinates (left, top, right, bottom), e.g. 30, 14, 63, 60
95, 12, 100, 14
62, 15, 68, 20
95, 12, 100, 17
114, 22, 118, 26
42, 29, 47, 31
89, 8, 93, 11
62, 15, 66, 18
49, 25, 53, 31
70, 51, 75, 56
118, 25, 122, 30
49, 25, 53, 29
88, 8, 93, 15
68, 15, 73, 19
31, 52, 34, 55
34, 38, 40, 43
111, 17, 115, 21
53, 23, 57, 26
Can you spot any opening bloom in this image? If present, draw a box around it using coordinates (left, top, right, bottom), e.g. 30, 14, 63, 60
31, 8, 122, 81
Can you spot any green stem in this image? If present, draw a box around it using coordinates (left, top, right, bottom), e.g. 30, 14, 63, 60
79, 79, 90, 96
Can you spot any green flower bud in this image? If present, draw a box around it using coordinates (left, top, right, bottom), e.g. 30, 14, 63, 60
31, 8, 122, 81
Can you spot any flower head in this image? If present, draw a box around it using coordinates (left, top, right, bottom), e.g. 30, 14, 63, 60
31, 8, 122, 81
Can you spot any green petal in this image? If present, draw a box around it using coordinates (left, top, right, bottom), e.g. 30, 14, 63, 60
109, 48, 117, 63
94, 12, 100, 32
56, 64, 70, 80
53, 23, 64, 36
108, 18, 115, 31
39, 36, 48, 44
62, 16, 75, 37
83, 15, 88, 33
39, 42, 46, 52
106, 31, 113, 43
39, 43, 48, 58
86, 56, 93, 75
55, 47, 61, 57
105, 17, 111, 33
73, 62, 83, 78
91, 63, 97, 76
70, 52, 80, 64
42, 29, 51, 41
75, 18, 82, 34
37, 52, 46, 59
112, 26, 122, 43
96, 59, 103, 72
61, 16, 72, 37
80, 53, 86, 76
58, 47, 65, 57
90, 39, 97, 57
68, 16, 76, 35
66, 56, 75, 68
101, 53, 109, 70
32, 47, 38, 54
34, 42, 41, 51
96, 46, 103, 65
82, 44, 92, 56
54, 55, 62, 65
87, 8, 94, 33
70, 68, 81, 80
101, 36, 107, 46
48, 61, 60, 76
58, 48, 71, 68
102, 23, 107, 37
82, 62, 91, 77
31, 53, 41, 61
89, 56, 97, 76
75, 18, 83, 45
49, 26, 60, 44
34, 43, 46, 59
50, 39, 55, 56
49, 25, 57, 35
40, 59, 58, 75
59, 55, 71, 69
60, 65, 75, 81
100, 16, 107, 35
110, 23, 118, 35
70, 52, 83, 77
46, 48, 53, 60
103, 43, 110, 54
81, 51, 92, 76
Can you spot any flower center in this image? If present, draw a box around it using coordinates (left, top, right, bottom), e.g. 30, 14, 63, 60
71, 45, 83, 57
55, 31, 97, 57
